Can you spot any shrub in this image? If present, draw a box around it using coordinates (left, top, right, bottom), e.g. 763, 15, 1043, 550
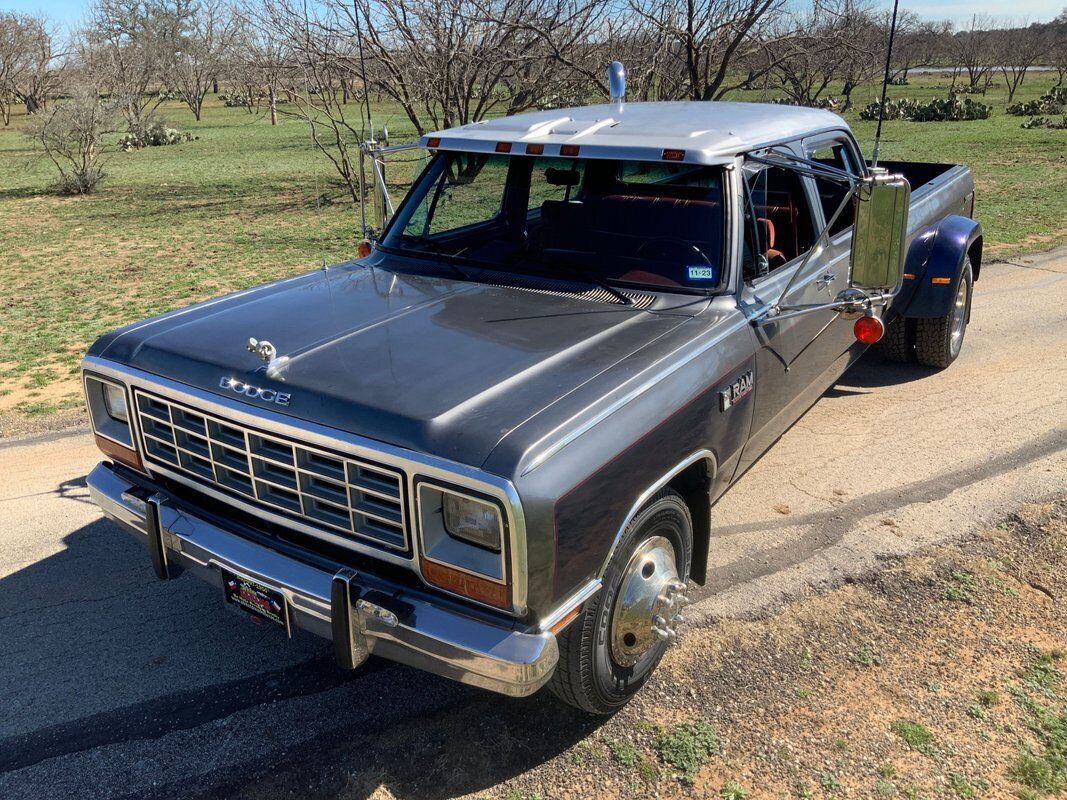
1007, 87, 1067, 116
1020, 115, 1067, 130
118, 121, 195, 151
25, 84, 119, 194
219, 92, 261, 108
859, 94, 991, 122
655, 720, 718, 784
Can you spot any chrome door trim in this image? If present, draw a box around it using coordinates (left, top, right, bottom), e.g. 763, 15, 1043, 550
83, 356, 529, 616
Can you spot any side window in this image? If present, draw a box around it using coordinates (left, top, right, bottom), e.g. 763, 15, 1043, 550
404, 154, 506, 237
808, 140, 861, 237
526, 158, 584, 213
742, 164, 818, 280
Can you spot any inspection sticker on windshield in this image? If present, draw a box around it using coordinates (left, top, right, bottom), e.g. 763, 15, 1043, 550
687, 266, 717, 281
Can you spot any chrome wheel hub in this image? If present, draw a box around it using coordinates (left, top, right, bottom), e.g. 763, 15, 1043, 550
610, 536, 690, 667
950, 274, 968, 356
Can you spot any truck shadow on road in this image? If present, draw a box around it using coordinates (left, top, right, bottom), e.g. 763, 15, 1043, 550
828, 355, 942, 394
0, 516, 601, 800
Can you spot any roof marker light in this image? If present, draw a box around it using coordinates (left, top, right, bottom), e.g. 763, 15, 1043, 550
525, 143, 544, 155
495, 141, 512, 153
426, 137, 440, 148
560, 144, 580, 157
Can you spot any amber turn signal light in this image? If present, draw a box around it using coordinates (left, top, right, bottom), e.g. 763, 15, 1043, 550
94, 433, 144, 473
853, 315, 885, 345
425, 137, 440, 148
420, 558, 510, 610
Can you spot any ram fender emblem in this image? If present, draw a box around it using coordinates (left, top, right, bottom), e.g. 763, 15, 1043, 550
219, 377, 291, 407
719, 371, 753, 411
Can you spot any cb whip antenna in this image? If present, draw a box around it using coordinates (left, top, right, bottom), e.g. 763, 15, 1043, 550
871, 0, 901, 168
353, 0, 374, 140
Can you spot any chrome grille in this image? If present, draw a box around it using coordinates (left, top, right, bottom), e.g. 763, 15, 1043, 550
134, 390, 408, 552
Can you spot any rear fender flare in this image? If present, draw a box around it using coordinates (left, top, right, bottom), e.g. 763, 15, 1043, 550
895, 215, 982, 320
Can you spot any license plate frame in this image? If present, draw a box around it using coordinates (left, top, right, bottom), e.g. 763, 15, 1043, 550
221, 568, 291, 636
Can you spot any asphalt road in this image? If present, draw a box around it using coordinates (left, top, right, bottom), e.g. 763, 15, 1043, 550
1, 252, 1065, 799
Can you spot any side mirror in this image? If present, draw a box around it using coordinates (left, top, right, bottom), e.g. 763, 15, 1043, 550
849, 173, 910, 294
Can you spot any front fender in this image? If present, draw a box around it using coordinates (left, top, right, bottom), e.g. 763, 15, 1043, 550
895, 215, 982, 319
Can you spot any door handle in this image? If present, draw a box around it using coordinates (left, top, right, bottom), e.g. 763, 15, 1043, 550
814, 272, 836, 290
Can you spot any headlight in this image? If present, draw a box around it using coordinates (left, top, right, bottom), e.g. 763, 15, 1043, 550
442, 492, 502, 551
84, 372, 143, 472
102, 382, 129, 423
417, 482, 510, 610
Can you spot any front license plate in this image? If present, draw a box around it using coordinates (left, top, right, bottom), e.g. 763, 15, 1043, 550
222, 569, 290, 634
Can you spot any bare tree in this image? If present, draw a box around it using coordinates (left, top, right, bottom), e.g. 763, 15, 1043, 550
836, 2, 885, 111
81, 0, 173, 130
770, 0, 860, 108
994, 22, 1049, 102
887, 14, 947, 84
250, 0, 368, 202
349, 0, 605, 135
160, 0, 238, 120
0, 13, 28, 124
230, 9, 288, 124
625, 0, 786, 101
25, 82, 119, 193
948, 15, 996, 92
1043, 11, 1065, 87
0, 13, 60, 118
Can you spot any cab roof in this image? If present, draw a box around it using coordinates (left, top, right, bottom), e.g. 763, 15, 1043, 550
420, 101, 849, 165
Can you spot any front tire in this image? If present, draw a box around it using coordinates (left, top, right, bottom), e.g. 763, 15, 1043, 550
549, 489, 693, 714
914, 258, 973, 368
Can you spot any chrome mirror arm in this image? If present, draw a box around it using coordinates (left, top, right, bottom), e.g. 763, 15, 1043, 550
764, 180, 862, 316
753, 287, 896, 325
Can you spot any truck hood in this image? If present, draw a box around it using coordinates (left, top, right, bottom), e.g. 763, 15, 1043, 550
95, 264, 692, 467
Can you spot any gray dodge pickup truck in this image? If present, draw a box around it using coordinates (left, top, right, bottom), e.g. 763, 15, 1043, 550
84, 87, 980, 713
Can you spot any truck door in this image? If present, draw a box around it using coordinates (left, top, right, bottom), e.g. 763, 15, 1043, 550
799, 133, 867, 372
735, 153, 843, 475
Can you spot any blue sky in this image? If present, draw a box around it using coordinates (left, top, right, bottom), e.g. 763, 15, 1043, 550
3, 0, 1063, 32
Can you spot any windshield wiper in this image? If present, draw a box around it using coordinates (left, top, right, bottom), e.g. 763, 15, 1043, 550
400, 235, 473, 281
539, 248, 634, 306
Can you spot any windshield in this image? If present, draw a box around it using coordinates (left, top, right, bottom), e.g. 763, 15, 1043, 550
381, 152, 727, 294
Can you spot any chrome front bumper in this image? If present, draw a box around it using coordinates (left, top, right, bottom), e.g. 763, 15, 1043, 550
86, 462, 558, 697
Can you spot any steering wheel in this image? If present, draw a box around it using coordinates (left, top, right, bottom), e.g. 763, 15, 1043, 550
635, 237, 712, 266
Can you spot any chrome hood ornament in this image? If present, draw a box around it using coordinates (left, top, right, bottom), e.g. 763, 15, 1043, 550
248, 338, 277, 364
248, 338, 289, 379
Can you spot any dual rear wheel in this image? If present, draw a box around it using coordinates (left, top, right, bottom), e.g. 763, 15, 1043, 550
879, 258, 973, 368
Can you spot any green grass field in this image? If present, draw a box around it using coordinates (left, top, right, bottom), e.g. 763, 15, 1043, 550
0, 72, 1063, 423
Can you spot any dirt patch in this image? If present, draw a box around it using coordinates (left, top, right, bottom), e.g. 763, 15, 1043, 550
534, 499, 1066, 800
